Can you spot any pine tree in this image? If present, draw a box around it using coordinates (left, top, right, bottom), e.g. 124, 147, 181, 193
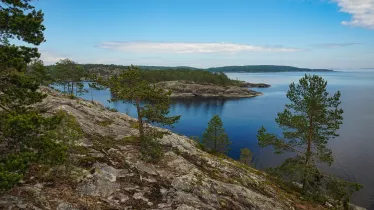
0, 0, 75, 191
239, 148, 252, 166
202, 115, 230, 154
27, 60, 52, 85
54, 59, 87, 95
257, 74, 361, 205
101, 65, 180, 161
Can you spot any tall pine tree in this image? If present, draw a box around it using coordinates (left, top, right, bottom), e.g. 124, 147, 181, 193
202, 115, 230, 154
257, 75, 361, 205
100, 65, 180, 162
0, 0, 74, 191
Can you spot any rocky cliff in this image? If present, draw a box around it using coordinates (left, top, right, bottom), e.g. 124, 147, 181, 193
154, 81, 263, 98
0, 87, 328, 210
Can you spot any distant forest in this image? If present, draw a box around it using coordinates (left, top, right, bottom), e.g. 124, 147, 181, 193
45, 63, 333, 87
207, 65, 333, 72
46, 64, 240, 86
61, 64, 333, 75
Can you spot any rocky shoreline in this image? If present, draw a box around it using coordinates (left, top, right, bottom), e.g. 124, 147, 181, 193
154, 80, 263, 98
240, 82, 271, 88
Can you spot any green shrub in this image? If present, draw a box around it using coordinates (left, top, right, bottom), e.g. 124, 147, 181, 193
106, 107, 118, 112
68, 94, 76, 99
140, 129, 165, 163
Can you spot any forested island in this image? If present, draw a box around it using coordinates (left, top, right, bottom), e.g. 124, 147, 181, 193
47, 62, 267, 98
207, 65, 334, 73
47, 64, 333, 77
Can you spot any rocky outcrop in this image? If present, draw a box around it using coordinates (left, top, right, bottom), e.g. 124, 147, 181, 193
240, 82, 271, 88
155, 81, 263, 98
0, 87, 328, 210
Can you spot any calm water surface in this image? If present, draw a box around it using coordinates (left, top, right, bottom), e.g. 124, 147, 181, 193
80, 71, 374, 209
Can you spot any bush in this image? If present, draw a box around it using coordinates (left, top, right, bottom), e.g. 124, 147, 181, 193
190, 136, 205, 151
140, 129, 166, 163
239, 148, 252, 166
106, 107, 118, 112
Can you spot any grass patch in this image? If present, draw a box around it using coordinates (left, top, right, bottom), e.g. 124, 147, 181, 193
130, 121, 139, 129
123, 135, 140, 144
106, 107, 118, 112
68, 94, 77, 99
96, 119, 113, 127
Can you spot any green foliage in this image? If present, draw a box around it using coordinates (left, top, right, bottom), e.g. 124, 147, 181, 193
101, 65, 180, 140
257, 74, 361, 204
0, 110, 82, 191
26, 60, 52, 85
140, 129, 166, 163
0, 0, 45, 45
190, 136, 205, 151
0, 1, 82, 191
239, 148, 252, 166
79, 63, 241, 86
202, 115, 230, 154
98, 65, 179, 162
106, 107, 118, 112
0, 152, 34, 190
44, 111, 83, 164
48, 59, 88, 95
139, 69, 239, 86
0, 0, 49, 191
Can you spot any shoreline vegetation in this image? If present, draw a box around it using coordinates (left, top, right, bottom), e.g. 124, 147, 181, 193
60, 63, 334, 74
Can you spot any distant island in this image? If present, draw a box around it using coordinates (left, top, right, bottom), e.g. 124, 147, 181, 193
206, 65, 333, 73
68, 64, 333, 74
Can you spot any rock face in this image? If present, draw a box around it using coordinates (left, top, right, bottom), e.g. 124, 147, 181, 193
155, 81, 263, 98
240, 82, 271, 88
0, 87, 328, 210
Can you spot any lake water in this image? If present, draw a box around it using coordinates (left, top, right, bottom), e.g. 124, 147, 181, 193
79, 71, 374, 209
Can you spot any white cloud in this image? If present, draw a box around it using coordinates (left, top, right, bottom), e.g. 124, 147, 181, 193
39, 50, 66, 64
333, 0, 374, 29
99, 41, 301, 54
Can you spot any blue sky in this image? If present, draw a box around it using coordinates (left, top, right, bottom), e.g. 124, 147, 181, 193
32, 0, 374, 69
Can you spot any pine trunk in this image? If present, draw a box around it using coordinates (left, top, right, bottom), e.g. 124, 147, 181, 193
136, 101, 144, 141
303, 111, 314, 191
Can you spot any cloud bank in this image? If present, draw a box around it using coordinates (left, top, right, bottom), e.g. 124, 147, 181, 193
99, 41, 301, 54
333, 0, 374, 29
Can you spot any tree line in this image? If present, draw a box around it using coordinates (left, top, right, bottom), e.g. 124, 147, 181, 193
49, 63, 242, 87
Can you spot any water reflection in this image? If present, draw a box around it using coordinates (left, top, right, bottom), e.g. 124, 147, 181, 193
170, 97, 242, 116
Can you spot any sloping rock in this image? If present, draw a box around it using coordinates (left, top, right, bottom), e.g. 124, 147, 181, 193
0, 87, 333, 210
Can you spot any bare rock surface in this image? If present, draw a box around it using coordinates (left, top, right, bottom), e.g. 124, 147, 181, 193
0, 87, 331, 210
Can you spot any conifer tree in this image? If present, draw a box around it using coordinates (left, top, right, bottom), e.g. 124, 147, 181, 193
54, 59, 87, 95
202, 115, 230, 154
257, 74, 361, 205
239, 148, 252, 166
0, 0, 75, 191
27, 60, 52, 85
101, 65, 180, 161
